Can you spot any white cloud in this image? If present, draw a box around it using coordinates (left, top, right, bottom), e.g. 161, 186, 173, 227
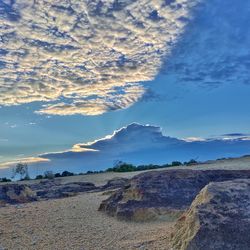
0, 0, 200, 115
184, 137, 206, 142
0, 138, 8, 142
0, 157, 50, 169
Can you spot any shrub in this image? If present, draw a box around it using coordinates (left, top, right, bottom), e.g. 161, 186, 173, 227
185, 159, 198, 166
0, 177, 12, 182
61, 171, 74, 177
22, 174, 31, 181
35, 175, 44, 180
86, 171, 94, 174
105, 168, 113, 172
161, 164, 170, 168
107, 161, 137, 172
171, 161, 182, 167
106, 161, 173, 173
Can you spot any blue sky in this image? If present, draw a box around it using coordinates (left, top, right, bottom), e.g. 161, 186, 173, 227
0, 0, 250, 165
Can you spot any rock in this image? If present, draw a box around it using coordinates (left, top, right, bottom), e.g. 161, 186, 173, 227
99, 169, 250, 221
1, 177, 129, 205
0, 184, 37, 206
101, 177, 129, 190
28, 179, 62, 190
171, 179, 250, 250
30, 180, 97, 199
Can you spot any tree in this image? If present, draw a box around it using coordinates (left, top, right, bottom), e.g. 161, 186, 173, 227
54, 173, 61, 178
185, 159, 198, 166
0, 177, 12, 182
12, 163, 30, 180
171, 161, 182, 167
110, 161, 137, 172
44, 171, 54, 179
61, 171, 74, 177
35, 175, 44, 180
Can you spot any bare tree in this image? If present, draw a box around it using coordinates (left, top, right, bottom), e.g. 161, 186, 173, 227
12, 163, 30, 180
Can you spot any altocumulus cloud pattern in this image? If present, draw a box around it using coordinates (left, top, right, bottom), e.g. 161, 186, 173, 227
0, 0, 200, 115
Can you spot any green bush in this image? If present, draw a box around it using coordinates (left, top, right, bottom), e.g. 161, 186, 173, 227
184, 159, 198, 166
171, 161, 182, 166
105, 160, 188, 173
0, 177, 12, 182
61, 171, 74, 177
35, 175, 43, 179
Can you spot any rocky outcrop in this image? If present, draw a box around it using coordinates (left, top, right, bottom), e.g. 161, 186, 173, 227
99, 169, 250, 221
28, 179, 62, 191
0, 184, 37, 206
101, 177, 129, 190
171, 179, 250, 250
0, 177, 128, 205
30, 178, 129, 199
29, 179, 97, 199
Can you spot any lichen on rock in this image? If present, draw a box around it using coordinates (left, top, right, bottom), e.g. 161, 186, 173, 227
99, 169, 250, 221
171, 179, 250, 250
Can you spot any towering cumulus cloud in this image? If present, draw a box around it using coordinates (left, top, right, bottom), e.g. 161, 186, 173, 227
0, 0, 199, 115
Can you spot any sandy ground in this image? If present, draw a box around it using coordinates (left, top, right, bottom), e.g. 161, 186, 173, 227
0, 156, 250, 250
0, 191, 173, 250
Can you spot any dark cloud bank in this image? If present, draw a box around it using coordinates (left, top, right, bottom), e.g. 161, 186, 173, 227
1, 123, 250, 177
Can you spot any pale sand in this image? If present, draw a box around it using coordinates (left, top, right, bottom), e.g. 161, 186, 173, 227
0, 156, 250, 250
0, 191, 173, 250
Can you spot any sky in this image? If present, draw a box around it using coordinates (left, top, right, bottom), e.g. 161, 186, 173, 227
0, 0, 250, 167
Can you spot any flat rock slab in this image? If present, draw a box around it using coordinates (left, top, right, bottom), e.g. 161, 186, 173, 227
0, 177, 129, 205
171, 178, 250, 250
99, 169, 250, 221
28, 179, 97, 199
0, 184, 37, 206
100, 177, 129, 190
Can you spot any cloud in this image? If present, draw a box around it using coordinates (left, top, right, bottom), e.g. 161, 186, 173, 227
221, 133, 250, 138
161, 0, 250, 88
183, 137, 205, 142
40, 123, 172, 158
2, 123, 250, 177
10, 124, 17, 128
0, 157, 50, 170
206, 133, 250, 141
0, 138, 8, 142
36, 84, 145, 115
0, 0, 200, 115
41, 123, 250, 160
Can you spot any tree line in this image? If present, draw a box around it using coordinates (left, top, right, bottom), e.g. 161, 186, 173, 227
0, 159, 199, 182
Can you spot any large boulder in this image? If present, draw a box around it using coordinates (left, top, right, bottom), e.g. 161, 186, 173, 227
171, 179, 250, 250
99, 169, 250, 221
0, 184, 37, 206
